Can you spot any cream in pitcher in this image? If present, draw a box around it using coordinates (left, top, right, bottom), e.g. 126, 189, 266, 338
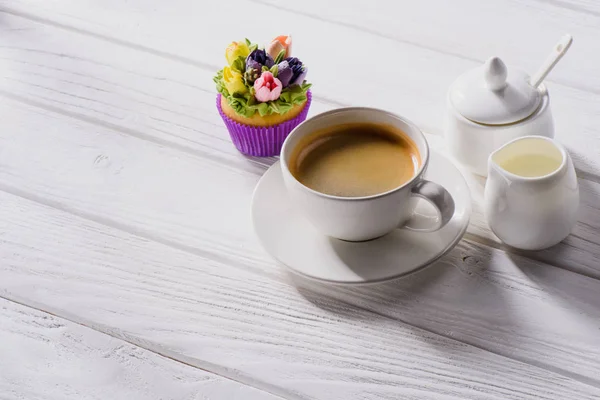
498, 152, 562, 178
484, 136, 579, 250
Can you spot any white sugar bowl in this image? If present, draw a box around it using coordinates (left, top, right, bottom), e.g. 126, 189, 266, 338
445, 35, 573, 177
445, 57, 554, 176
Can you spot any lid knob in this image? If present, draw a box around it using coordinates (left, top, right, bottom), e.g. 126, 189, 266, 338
484, 57, 507, 91
449, 56, 542, 125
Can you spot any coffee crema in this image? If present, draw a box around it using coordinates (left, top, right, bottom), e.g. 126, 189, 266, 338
288, 122, 421, 197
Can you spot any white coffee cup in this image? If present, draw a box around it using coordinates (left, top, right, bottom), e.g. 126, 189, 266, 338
280, 107, 455, 241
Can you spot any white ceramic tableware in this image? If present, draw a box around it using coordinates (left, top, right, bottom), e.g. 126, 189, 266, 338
484, 136, 579, 250
280, 108, 456, 242
252, 151, 471, 284
445, 57, 554, 177
530, 34, 573, 88
445, 35, 573, 177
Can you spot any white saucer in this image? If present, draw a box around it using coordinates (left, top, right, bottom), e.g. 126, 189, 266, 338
252, 151, 471, 284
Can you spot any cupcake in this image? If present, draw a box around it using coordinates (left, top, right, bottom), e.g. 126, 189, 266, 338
214, 36, 312, 157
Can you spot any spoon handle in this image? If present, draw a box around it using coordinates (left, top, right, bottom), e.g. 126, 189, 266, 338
530, 34, 573, 88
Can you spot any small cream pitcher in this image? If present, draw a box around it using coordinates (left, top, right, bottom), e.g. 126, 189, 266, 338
484, 136, 579, 250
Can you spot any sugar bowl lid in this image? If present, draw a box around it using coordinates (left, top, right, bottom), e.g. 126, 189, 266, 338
449, 57, 541, 125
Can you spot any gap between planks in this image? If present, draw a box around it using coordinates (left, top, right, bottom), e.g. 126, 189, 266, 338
463, 232, 600, 284
1, 3, 599, 98
0, 89, 277, 173
0, 6, 347, 110
0, 294, 299, 400
1, 5, 600, 389
1, 5, 598, 183
248, 0, 600, 96
536, 0, 600, 18
1, 69, 598, 281
0, 7, 219, 71
0, 135, 599, 392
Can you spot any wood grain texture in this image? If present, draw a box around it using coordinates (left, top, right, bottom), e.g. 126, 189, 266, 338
2, 0, 600, 177
451, 163, 600, 277
0, 298, 279, 400
0, 13, 599, 278
1, 97, 600, 393
5, 0, 599, 90
0, 1, 599, 398
536, 0, 600, 17
1, 189, 600, 399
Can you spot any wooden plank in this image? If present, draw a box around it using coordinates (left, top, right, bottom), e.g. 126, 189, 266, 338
2, 3, 600, 178
1, 189, 600, 399
1, 96, 600, 392
306, 239, 600, 386
0, 13, 599, 277
536, 0, 600, 16
0, 298, 278, 400
4, 0, 599, 91
1, 3, 600, 394
252, 0, 600, 92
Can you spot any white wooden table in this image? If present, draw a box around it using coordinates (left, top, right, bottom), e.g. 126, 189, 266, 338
1, 1, 600, 399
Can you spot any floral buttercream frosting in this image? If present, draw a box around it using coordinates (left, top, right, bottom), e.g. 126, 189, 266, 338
214, 36, 311, 118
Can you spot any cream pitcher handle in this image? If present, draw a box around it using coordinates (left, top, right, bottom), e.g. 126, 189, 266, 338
403, 180, 455, 232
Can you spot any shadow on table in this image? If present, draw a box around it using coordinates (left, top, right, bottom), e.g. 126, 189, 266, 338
524, 147, 600, 277
496, 152, 600, 279
506, 246, 600, 318
287, 242, 516, 345
276, 145, 600, 359
287, 235, 600, 360
569, 146, 600, 180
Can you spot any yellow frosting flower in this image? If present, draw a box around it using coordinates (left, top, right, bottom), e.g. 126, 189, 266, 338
222, 66, 247, 94
225, 41, 250, 66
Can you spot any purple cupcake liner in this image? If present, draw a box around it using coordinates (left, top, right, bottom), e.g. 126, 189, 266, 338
217, 90, 312, 157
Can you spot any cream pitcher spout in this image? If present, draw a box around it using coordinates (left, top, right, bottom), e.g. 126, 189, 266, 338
484, 135, 579, 250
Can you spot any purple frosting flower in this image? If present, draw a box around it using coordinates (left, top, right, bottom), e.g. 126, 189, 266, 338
277, 60, 294, 87
246, 58, 262, 73
245, 58, 262, 85
285, 57, 307, 86
246, 49, 274, 70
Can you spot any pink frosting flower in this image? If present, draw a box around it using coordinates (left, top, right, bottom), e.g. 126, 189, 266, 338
254, 71, 282, 102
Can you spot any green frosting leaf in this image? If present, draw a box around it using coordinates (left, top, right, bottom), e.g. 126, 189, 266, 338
261, 65, 269, 72
294, 94, 307, 103
256, 102, 269, 117
231, 56, 246, 73
278, 103, 293, 113
269, 101, 280, 113
228, 92, 257, 118
213, 69, 230, 97
274, 49, 286, 65
270, 64, 278, 77
246, 38, 258, 53
279, 91, 291, 103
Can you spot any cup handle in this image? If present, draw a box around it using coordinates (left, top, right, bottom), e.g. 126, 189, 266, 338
402, 180, 455, 232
